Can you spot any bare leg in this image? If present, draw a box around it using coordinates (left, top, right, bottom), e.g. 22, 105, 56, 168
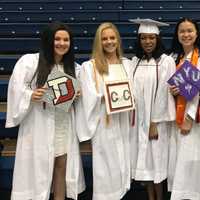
53, 154, 67, 200
155, 182, 163, 200
147, 181, 156, 200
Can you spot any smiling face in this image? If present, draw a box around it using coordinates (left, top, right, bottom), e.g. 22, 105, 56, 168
140, 33, 157, 55
54, 30, 70, 62
178, 21, 197, 50
101, 28, 118, 56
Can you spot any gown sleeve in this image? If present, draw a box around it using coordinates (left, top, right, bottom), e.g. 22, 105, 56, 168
6, 54, 38, 127
151, 55, 176, 122
76, 60, 103, 141
186, 95, 199, 120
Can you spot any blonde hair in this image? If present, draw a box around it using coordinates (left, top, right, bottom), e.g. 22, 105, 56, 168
91, 22, 123, 74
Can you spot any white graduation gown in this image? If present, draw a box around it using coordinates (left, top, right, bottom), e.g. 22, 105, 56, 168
6, 53, 85, 200
168, 55, 200, 200
77, 58, 132, 200
130, 54, 176, 183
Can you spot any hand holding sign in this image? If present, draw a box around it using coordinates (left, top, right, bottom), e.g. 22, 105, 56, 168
31, 87, 47, 102
167, 60, 200, 101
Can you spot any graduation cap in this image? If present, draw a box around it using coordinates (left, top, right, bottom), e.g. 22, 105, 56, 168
42, 67, 80, 112
129, 18, 169, 35
167, 60, 200, 101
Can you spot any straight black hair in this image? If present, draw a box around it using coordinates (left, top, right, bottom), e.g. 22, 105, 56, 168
170, 18, 200, 64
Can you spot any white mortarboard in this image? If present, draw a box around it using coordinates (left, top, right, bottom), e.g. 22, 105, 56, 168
129, 18, 169, 35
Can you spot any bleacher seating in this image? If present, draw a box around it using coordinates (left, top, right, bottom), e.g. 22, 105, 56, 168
123, 0, 200, 10
0, 10, 120, 23
0, 37, 172, 54
0, 0, 200, 193
0, 55, 88, 75
0, 56, 20, 75
0, 0, 123, 11
0, 111, 18, 139
0, 80, 8, 102
120, 9, 200, 22
2, 9, 200, 23
0, 22, 177, 37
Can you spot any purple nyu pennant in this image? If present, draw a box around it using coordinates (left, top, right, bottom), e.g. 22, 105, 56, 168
167, 60, 200, 101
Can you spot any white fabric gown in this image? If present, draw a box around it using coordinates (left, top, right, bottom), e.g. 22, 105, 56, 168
168, 54, 200, 200
130, 54, 176, 183
6, 53, 85, 200
77, 58, 132, 200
